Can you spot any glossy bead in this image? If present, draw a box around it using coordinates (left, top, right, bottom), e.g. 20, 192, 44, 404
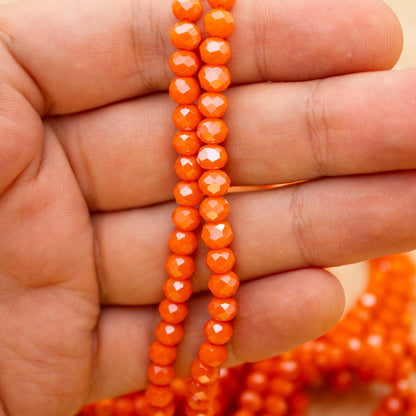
172, 0, 203, 22
246, 371, 268, 393
173, 105, 203, 130
198, 93, 229, 118
200, 37, 231, 65
169, 229, 198, 254
172, 206, 201, 231
175, 156, 204, 181
264, 395, 288, 416
189, 382, 219, 402
239, 390, 264, 412
204, 318, 233, 345
382, 395, 405, 415
208, 297, 238, 321
147, 402, 175, 416
197, 145, 228, 170
147, 363, 176, 386
199, 342, 228, 367
174, 181, 204, 206
206, 248, 236, 273
207, 0, 236, 9
199, 170, 231, 196
169, 50, 200, 76
163, 278, 194, 303
199, 65, 231, 92
173, 131, 202, 155
200, 197, 230, 222
187, 395, 211, 411
170, 22, 202, 50
201, 221, 233, 249
208, 272, 239, 297
159, 299, 189, 324
165, 254, 196, 279
204, 9, 235, 38
170, 77, 201, 105
197, 119, 229, 144
146, 384, 174, 408
155, 321, 184, 346
149, 341, 178, 366
191, 358, 220, 385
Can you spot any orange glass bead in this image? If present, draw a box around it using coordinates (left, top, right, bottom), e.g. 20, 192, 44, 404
199, 170, 231, 197
199, 341, 228, 367
165, 254, 196, 279
169, 229, 198, 254
200, 197, 230, 222
202, 221, 233, 249
204, 318, 233, 345
170, 77, 201, 105
147, 363, 176, 386
172, 206, 201, 231
155, 321, 184, 346
239, 390, 264, 412
163, 278, 194, 303
197, 119, 229, 144
189, 382, 219, 402
198, 93, 229, 118
191, 358, 220, 385
197, 145, 228, 170
270, 378, 295, 397
175, 156, 204, 181
145, 384, 174, 408
147, 402, 175, 416
187, 395, 211, 411
208, 297, 238, 321
173, 105, 203, 130
172, 0, 203, 22
206, 248, 235, 273
169, 50, 200, 76
159, 299, 189, 324
174, 181, 204, 206
207, 0, 236, 9
173, 131, 202, 155
208, 272, 239, 297
200, 37, 231, 65
246, 371, 268, 393
170, 22, 202, 50
149, 341, 178, 366
198, 65, 231, 92
204, 9, 235, 38
264, 395, 288, 416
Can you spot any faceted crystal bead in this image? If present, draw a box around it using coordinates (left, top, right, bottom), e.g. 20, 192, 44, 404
207, 0, 236, 9
199, 197, 230, 222
174, 181, 204, 206
172, 206, 201, 231
172, 0, 203, 22
199, 170, 231, 196
197, 145, 228, 170
204, 9, 235, 38
201, 221, 233, 249
198, 65, 231, 92
199, 342, 228, 367
145, 384, 174, 408
169, 229, 198, 255
198, 93, 229, 118
189, 381, 219, 402
163, 278, 194, 303
155, 321, 184, 346
208, 272, 239, 297
208, 297, 238, 321
147, 363, 176, 386
159, 299, 189, 324
175, 156, 204, 181
197, 119, 229, 144
170, 77, 201, 105
200, 37, 231, 65
206, 248, 235, 273
170, 22, 202, 50
173, 105, 203, 130
165, 254, 196, 279
204, 318, 233, 345
149, 341, 178, 366
191, 358, 220, 385
169, 50, 200, 76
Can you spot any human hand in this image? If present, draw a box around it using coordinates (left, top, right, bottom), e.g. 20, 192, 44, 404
0, 0, 410, 414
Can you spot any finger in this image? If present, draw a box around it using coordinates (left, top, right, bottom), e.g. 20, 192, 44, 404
93, 170, 416, 305
89, 268, 344, 402
0, 0, 402, 115
51, 69, 416, 211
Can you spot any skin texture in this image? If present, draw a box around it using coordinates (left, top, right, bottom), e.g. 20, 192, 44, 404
0, 0, 410, 414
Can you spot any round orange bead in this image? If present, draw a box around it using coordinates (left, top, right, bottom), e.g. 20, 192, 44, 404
163, 278, 194, 303
204, 318, 233, 345
165, 254, 196, 279
155, 321, 184, 346
208, 297, 238, 321
201, 221, 233, 249
172, 0, 203, 22
264, 395, 288, 416
199, 170, 231, 196
208, 272, 239, 297
197, 119, 229, 143
200, 197, 230, 222
189, 382, 219, 402
207, 0, 236, 9
172, 206, 201, 231
175, 156, 204, 181
173, 131, 202, 156
239, 390, 264, 412
170, 22, 202, 50
187, 395, 211, 411
197, 145, 228, 170
148, 402, 175, 416
200, 37, 231, 65
146, 384, 174, 408
149, 341, 178, 366
174, 181, 204, 206
170, 77, 201, 105
191, 358, 220, 385
198, 65, 231, 92
198, 93, 229, 118
169, 50, 200, 76
206, 248, 236, 273
204, 9, 235, 38
159, 299, 189, 324
199, 342, 228, 367
173, 105, 203, 130
147, 363, 176, 386
169, 229, 198, 254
